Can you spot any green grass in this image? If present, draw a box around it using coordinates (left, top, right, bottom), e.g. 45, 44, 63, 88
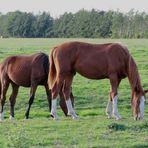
0, 38, 148, 148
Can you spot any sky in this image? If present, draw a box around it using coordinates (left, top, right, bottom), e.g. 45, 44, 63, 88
0, 0, 148, 17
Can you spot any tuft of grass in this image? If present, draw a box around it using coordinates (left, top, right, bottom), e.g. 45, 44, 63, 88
108, 123, 126, 131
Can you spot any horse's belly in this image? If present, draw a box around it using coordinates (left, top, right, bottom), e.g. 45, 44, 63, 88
75, 66, 108, 79
9, 73, 31, 87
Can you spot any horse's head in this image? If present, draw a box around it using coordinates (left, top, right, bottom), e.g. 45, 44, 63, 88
132, 90, 147, 120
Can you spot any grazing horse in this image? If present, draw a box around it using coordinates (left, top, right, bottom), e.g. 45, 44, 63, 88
0, 53, 74, 121
48, 41, 148, 120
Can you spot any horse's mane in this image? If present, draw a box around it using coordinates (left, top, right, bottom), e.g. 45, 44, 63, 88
127, 55, 144, 98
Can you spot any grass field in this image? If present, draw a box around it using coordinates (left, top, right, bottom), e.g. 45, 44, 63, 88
0, 38, 148, 148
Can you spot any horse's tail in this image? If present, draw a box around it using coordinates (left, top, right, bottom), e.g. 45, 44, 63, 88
48, 47, 57, 89
127, 55, 143, 93
42, 53, 49, 75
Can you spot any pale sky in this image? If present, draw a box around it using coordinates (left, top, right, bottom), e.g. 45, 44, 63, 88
0, 0, 148, 17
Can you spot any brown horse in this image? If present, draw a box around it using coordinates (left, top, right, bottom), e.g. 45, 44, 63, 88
0, 53, 74, 121
48, 41, 148, 120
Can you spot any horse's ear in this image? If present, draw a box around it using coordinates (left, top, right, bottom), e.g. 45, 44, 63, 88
144, 90, 148, 94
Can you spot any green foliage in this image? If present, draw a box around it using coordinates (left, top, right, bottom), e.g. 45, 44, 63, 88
0, 9, 148, 38
0, 11, 53, 38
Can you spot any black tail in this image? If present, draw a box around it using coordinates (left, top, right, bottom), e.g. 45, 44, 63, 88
42, 53, 49, 75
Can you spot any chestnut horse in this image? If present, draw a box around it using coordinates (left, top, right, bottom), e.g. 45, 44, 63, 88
48, 41, 148, 120
0, 53, 74, 121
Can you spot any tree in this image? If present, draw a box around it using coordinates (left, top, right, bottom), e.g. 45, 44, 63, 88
35, 12, 53, 37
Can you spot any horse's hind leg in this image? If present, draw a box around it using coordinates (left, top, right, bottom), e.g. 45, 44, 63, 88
9, 83, 19, 120
50, 76, 64, 120
108, 74, 121, 120
62, 75, 78, 120
25, 84, 37, 119
44, 84, 52, 112
0, 77, 9, 121
59, 87, 74, 116
59, 90, 75, 116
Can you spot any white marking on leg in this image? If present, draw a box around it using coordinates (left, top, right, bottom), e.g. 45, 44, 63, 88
9, 115, 14, 120
106, 100, 112, 119
139, 96, 145, 120
66, 98, 78, 120
0, 112, 4, 121
51, 99, 59, 120
112, 96, 121, 120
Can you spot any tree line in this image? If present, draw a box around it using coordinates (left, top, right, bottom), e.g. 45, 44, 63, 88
0, 9, 148, 38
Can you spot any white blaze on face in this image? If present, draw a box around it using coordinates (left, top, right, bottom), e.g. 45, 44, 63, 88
139, 96, 145, 119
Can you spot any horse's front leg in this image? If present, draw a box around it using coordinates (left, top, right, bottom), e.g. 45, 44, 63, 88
108, 75, 122, 120
112, 95, 121, 120
50, 77, 63, 120
106, 94, 113, 119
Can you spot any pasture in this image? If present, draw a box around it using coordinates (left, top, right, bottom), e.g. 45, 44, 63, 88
0, 38, 148, 148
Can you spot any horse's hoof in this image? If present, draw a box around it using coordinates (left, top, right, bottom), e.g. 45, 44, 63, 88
25, 116, 29, 120
115, 116, 122, 120
52, 116, 60, 121
50, 114, 54, 118
9, 116, 14, 120
0, 113, 4, 121
72, 116, 79, 120
67, 111, 78, 120
71, 114, 79, 120
50, 113, 59, 121
134, 116, 144, 121
107, 114, 112, 119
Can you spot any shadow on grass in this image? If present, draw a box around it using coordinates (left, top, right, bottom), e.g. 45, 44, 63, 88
108, 121, 148, 132
132, 144, 148, 148
108, 123, 126, 131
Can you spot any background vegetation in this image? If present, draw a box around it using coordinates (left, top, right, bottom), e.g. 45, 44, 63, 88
0, 9, 148, 38
0, 38, 148, 147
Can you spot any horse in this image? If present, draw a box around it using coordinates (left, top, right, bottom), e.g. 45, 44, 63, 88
0, 53, 74, 121
48, 41, 148, 120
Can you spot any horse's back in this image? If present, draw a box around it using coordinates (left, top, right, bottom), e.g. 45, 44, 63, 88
54, 42, 130, 79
